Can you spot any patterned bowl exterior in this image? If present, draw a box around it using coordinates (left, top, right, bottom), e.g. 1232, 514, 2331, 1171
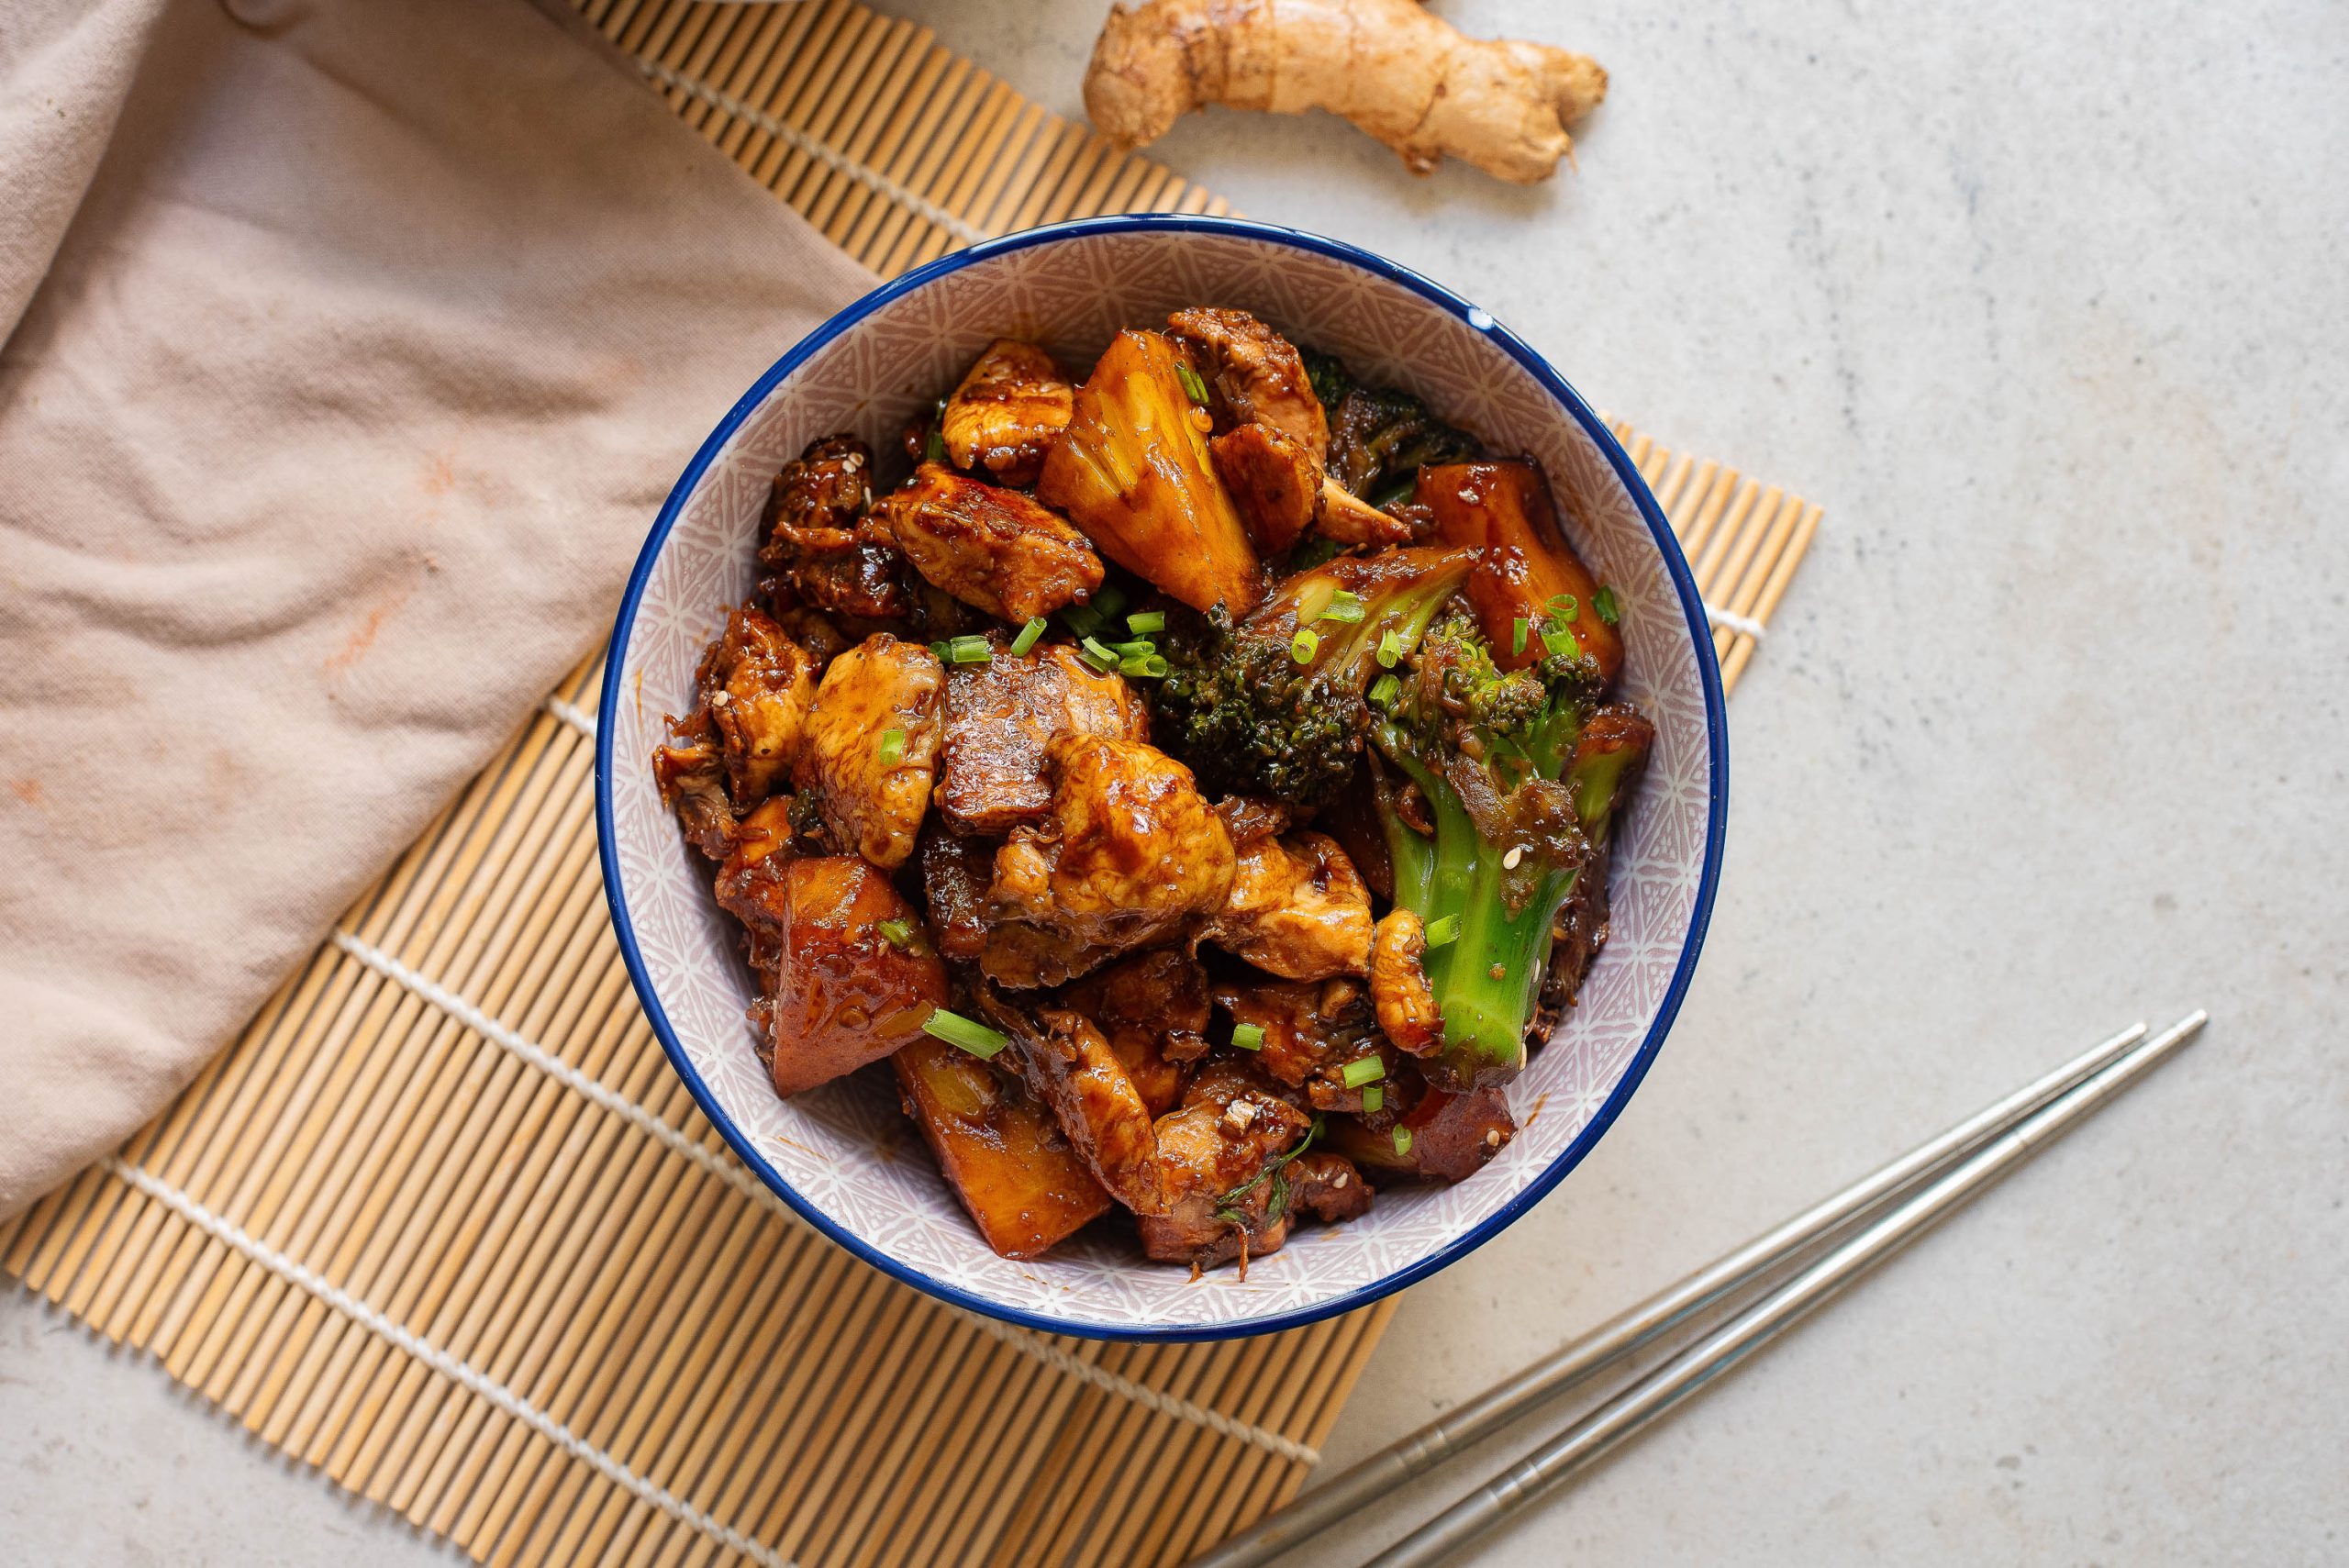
596, 217, 1726, 1340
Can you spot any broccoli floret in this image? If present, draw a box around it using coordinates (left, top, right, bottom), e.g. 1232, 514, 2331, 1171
1371, 614, 1647, 1089
1300, 348, 1353, 412
1152, 549, 1476, 806
1327, 384, 1483, 501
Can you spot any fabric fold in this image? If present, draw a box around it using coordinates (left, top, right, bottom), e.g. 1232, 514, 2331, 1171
0, 0, 874, 1216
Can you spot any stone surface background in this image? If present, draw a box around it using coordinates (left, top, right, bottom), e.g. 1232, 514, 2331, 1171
5, 1, 2343, 1561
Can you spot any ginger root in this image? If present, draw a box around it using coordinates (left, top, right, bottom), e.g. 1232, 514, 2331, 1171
1085, 0, 1607, 184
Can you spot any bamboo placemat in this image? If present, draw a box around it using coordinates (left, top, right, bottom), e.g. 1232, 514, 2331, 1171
3, 5, 1820, 1565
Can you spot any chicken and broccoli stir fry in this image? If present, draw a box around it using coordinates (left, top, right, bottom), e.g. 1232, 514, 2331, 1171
655, 312, 1650, 1273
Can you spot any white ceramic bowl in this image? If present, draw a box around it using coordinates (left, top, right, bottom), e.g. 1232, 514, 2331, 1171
596, 216, 1726, 1340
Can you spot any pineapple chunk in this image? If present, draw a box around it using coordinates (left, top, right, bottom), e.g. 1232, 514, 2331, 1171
1038, 330, 1264, 616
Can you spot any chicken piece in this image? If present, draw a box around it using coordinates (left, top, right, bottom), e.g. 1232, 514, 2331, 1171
1137, 1072, 1322, 1268
940, 339, 1075, 486
1059, 949, 1211, 1116
759, 434, 913, 625
1370, 908, 1442, 1056
979, 987, 1166, 1214
728, 795, 799, 872
1165, 307, 1330, 461
895, 1034, 1112, 1259
918, 829, 996, 963
766, 432, 873, 534
1037, 329, 1264, 617
1213, 795, 1293, 849
1215, 974, 1382, 1093
984, 734, 1237, 984
1314, 477, 1414, 548
1197, 830, 1374, 980
1415, 461, 1622, 682
874, 463, 1105, 624
701, 605, 820, 805
715, 851, 946, 1096
1330, 1074, 1516, 1184
1209, 423, 1319, 556
651, 736, 734, 860
793, 635, 944, 870
939, 640, 1148, 835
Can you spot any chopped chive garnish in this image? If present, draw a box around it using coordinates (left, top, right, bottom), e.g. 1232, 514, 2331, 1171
1543, 627, 1581, 661
1392, 1126, 1413, 1157
929, 640, 952, 662
1008, 617, 1047, 656
947, 635, 992, 664
1341, 1056, 1386, 1089
1422, 914, 1461, 949
1080, 636, 1119, 671
1511, 617, 1530, 656
1369, 673, 1401, 709
876, 728, 906, 764
922, 424, 946, 465
1109, 639, 1157, 657
1361, 1083, 1385, 1114
1376, 628, 1404, 668
1092, 583, 1129, 620
1548, 592, 1581, 622
1319, 590, 1366, 624
1174, 361, 1210, 406
1230, 1023, 1265, 1051
1289, 628, 1319, 664
923, 1006, 1008, 1060
1118, 652, 1156, 678
1141, 655, 1168, 678
876, 917, 916, 950
1592, 584, 1621, 625
1125, 609, 1166, 635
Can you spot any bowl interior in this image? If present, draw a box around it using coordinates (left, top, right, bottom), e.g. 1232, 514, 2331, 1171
600, 221, 1720, 1337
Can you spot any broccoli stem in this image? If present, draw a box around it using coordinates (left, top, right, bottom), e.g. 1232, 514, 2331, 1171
1375, 743, 1580, 1088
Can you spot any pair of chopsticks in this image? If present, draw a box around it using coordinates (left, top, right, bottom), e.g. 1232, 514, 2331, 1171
1193, 1009, 2210, 1568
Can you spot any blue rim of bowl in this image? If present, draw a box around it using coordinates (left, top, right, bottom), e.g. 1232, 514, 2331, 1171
596, 213, 1729, 1342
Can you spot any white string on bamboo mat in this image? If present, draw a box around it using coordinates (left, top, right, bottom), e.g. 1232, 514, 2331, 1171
1705, 604, 1767, 641
98, 1155, 803, 1568
328, 929, 1323, 1468
542, 693, 598, 740
635, 58, 996, 250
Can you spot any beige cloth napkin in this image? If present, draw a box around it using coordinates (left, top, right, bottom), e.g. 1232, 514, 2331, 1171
0, 0, 874, 1217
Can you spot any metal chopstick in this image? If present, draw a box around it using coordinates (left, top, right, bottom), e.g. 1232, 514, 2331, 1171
1189, 1018, 2154, 1568
1364, 1008, 2209, 1568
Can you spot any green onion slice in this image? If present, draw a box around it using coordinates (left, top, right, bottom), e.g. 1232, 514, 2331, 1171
1392, 1126, 1414, 1157
1230, 1023, 1265, 1051
1319, 590, 1366, 625
922, 424, 946, 466
1548, 592, 1581, 623
947, 635, 992, 664
1289, 628, 1319, 664
876, 728, 906, 765
1511, 617, 1530, 656
1543, 627, 1581, 661
1376, 628, 1404, 668
876, 917, 916, 951
1008, 617, 1047, 656
1369, 673, 1401, 709
1592, 584, 1621, 625
1422, 914, 1461, 949
1174, 361, 1210, 406
1081, 636, 1119, 671
1062, 602, 1104, 637
1092, 583, 1129, 620
923, 1007, 1008, 1060
1125, 609, 1166, 635
1361, 1083, 1385, 1115
1341, 1055, 1386, 1088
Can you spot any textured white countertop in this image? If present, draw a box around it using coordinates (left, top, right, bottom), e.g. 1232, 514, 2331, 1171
6, 1, 2344, 1562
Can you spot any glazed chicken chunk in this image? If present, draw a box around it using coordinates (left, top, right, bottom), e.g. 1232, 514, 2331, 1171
1199, 829, 1375, 981
1208, 422, 1320, 557
983, 734, 1237, 986
1165, 306, 1330, 460
760, 433, 913, 624
793, 634, 943, 870
874, 463, 1105, 624
938, 641, 1148, 834
1059, 949, 1212, 1117
939, 339, 1074, 486
1139, 1062, 1372, 1269
651, 605, 821, 856
980, 986, 1167, 1215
